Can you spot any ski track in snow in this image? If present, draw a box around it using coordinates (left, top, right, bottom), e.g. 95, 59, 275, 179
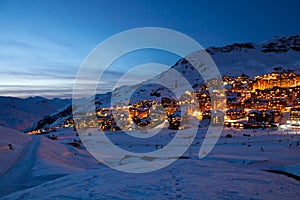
0, 136, 40, 196
0, 136, 65, 197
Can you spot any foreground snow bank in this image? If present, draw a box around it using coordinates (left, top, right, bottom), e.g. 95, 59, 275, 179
0, 126, 32, 175
2, 159, 300, 200
0, 126, 99, 197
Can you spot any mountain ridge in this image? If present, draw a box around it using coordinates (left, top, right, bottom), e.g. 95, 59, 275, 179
0, 96, 71, 130
7, 34, 300, 131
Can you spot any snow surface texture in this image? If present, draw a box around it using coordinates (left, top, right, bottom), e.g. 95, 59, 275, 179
0, 126, 99, 197
1, 127, 300, 199
208, 35, 300, 77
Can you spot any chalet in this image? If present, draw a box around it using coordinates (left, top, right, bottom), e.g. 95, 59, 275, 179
244, 98, 268, 110
129, 101, 152, 127
268, 98, 286, 110
252, 87, 288, 99
161, 97, 173, 108
168, 111, 181, 129
97, 109, 116, 130
202, 110, 211, 119
294, 98, 300, 107
290, 107, 300, 123
226, 108, 246, 120
248, 110, 275, 123
226, 97, 242, 109
211, 110, 224, 126
291, 86, 300, 100
196, 90, 211, 110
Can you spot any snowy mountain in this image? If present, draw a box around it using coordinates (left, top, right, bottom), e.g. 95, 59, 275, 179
110, 34, 300, 105
208, 34, 300, 77
0, 96, 70, 131
2, 35, 300, 199
29, 35, 300, 132
24, 105, 73, 133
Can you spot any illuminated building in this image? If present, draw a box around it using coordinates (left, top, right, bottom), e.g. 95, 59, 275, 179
167, 111, 181, 130
196, 90, 211, 111
294, 98, 300, 107
244, 98, 268, 110
248, 110, 276, 123
290, 107, 300, 123
202, 110, 211, 119
226, 108, 246, 120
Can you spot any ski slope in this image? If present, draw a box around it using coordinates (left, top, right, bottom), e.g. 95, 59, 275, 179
0, 126, 300, 199
0, 126, 99, 197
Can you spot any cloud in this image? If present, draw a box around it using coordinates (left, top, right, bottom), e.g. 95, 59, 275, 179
0, 67, 76, 81
0, 88, 73, 98
0, 40, 37, 49
0, 35, 174, 98
34, 30, 75, 49
0, 67, 132, 98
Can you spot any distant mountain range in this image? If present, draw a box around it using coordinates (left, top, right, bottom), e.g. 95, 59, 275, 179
0, 96, 70, 130
6, 34, 300, 132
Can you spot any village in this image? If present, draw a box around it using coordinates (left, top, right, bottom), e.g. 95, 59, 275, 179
71, 68, 300, 132
27, 68, 300, 134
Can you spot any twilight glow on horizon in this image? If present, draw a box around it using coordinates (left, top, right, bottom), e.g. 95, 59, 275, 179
1, 0, 300, 98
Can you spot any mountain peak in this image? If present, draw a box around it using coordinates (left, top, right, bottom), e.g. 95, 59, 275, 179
207, 34, 300, 55
259, 34, 300, 53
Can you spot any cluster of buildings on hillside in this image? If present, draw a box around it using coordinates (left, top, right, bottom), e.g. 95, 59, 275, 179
95, 98, 182, 131
195, 69, 300, 129
29, 68, 300, 134
86, 69, 300, 131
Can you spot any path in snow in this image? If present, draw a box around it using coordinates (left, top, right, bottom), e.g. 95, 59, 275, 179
0, 136, 40, 196
0, 136, 64, 197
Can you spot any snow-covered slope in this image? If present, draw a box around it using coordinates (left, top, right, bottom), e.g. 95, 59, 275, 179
110, 34, 300, 105
28, 35, 300, 131
0, 126, 32, 175
209, 35, 300, 77
1, 35, 300, 200
2, 128, 300, 200
24, 105, 73, 133
0, 96, 70, 131
0, 126, 98, 197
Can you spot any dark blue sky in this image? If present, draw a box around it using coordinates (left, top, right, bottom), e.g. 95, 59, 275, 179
1, 0, 300, 97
